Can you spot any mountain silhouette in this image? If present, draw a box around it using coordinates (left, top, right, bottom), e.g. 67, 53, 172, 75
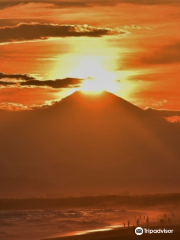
53, 90, 143, 113
41, 91, 146, 121
0, 90, 180, 197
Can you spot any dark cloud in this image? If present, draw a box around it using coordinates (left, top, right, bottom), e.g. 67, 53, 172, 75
21, 78, 83, 88
0, 0, 179, 9
0, 19, 52, 27
0, 75, 83, 89
142, 42, 180, 65
145, 108, 180, 117
119, 0, 180, 4
0, 2, 20, 9
0, 72, 35, 80
0, 23, 126, 44
0, 81, 15, 86
0, 1, 90, 9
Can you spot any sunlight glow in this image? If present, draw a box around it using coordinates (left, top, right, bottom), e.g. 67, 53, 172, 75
68, 55, 118, 94
81, 79, 104, 93
80, 77, 118, 94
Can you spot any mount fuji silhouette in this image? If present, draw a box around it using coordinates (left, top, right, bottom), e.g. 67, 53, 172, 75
0, 91, 180, 197
42, 90, 145, 118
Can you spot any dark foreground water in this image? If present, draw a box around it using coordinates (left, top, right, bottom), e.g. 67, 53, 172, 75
0, 209, 161, 240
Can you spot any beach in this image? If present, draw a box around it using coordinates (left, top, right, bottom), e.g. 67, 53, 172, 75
43, 225, 180, 240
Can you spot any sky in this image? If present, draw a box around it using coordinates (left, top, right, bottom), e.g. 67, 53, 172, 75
0, 0, 180, 111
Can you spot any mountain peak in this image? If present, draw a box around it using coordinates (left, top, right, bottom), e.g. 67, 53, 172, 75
66, 90, 123, 101
58, 90, 143, 115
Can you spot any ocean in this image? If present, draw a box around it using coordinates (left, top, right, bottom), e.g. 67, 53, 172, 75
0, 208, 142, 240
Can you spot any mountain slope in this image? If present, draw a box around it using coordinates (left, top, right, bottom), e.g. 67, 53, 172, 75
0, 91, 180, 196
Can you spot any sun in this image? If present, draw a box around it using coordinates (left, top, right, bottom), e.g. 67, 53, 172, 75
80, 77, 117, 94
68, 55, 117, 94
80, 79, 104, 93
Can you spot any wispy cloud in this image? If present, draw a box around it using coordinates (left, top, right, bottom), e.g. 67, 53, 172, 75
0, 102, 31, 111
141, 41, 180, 65
0, 0, 179, 10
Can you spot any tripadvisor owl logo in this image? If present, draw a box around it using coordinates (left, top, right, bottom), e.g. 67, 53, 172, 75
135, 227, 174, 235
135, 227, 143, 235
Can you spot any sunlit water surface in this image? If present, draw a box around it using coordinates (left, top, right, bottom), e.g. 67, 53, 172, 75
0, 209, 161, 240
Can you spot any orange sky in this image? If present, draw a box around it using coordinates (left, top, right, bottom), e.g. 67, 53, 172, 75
0, 0, 180, 110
